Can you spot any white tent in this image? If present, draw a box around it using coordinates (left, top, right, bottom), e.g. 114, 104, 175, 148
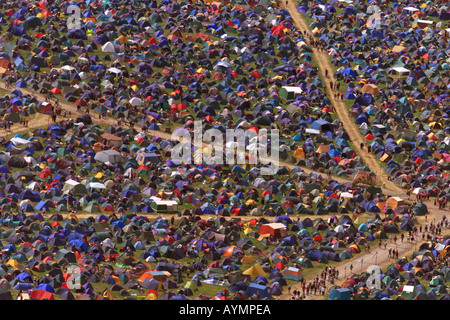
10, 137, 31, 145
392, 67, 409, 74
281, 86, 303, 96
63, 179, 88, 195
23, 156, 37, 165
305, 128, 320, 135
60, 65, 76, 73
107, 67, 122, 75
26, 181, 40, 191
339, 192, 354, 199
86, 182, 106, 191
403, 7, 419, 14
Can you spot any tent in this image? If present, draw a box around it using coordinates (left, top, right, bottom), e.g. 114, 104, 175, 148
246, 283, 271, 299
386, 197, 405, 209
284, 267, 303, 281
258, 223, 287, 238
242, 264, 266, 278
63, 180, 88, 195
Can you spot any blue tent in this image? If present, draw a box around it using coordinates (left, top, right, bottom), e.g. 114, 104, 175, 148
363, 201, 380, 212
68, 239, 89, 251
246, 283, 272, 299
15, 81, 27, 88
19, 190, 41, 202
342, 68, 356, 77
13, 282, 34, 291
15, 272, 32, 282
307, 249, 322, 261
355, 113, 369, 125
279, 235, 298, 246
35, 200, 50, 211
310, 119, 333, 132
355, 93, 374, 106
36, 283, 55, 293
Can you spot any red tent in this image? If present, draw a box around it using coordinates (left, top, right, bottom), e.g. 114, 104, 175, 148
30, 290, 55, 300
313, 234, 323, 242
274, 261, 284, 270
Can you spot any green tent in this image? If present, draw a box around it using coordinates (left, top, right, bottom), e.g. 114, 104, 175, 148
401, 285, 417, 300
185, 281, 198, 292
413, 203, 428, 216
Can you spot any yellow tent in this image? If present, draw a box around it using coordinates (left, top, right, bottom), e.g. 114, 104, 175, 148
147, 292, 157, 300
116, 35, 128, 43
95, 172, 104, 179
6, 259, 18, 267
103, 288, 114, 300
242, 263, 266, 278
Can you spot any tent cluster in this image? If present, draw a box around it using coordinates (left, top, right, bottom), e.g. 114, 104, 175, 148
299, 0, 450, 194
328, 236, 450, 300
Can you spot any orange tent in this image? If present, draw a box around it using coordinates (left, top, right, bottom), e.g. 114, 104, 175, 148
294, 147, 306, 158
139, 272, 153, 282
